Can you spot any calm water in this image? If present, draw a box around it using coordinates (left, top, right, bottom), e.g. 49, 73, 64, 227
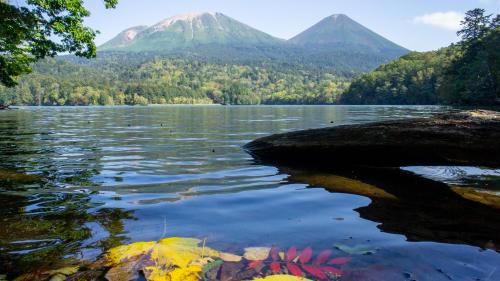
0, 105, 499, 281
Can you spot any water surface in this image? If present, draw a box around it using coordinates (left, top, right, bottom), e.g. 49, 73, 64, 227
0, 105, 499, 281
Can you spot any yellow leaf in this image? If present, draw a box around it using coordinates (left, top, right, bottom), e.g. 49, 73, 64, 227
48, 274, 66, 281
244, 247, 271, 261
14, 266, 80, 281
278, 252, 285, 261
161, 265, 202, 281
106, 241, 156, 265
249, 275, 313, 281
220, 252, 243, 262
105, 237, 220, 281
47, 266, 79, 276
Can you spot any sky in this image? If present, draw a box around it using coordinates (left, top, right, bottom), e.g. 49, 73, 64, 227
84, 0, 500, 51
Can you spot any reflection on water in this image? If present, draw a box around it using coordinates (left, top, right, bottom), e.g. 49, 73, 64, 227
283, 166, 500, 250
0, 105, 499, 281
0, 192, 134, 277
404, 166, 500, 191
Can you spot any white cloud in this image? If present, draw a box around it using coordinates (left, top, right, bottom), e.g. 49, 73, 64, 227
480, 0, 500, 4
413, 11, 464, 31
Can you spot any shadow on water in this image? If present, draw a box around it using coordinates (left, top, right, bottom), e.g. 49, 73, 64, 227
272, 163, 500, 251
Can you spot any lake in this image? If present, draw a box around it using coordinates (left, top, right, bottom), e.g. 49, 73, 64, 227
0, 105, 499, 281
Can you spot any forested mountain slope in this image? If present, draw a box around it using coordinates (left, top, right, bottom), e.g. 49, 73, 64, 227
341, 10, 499, 106
0, 53, 350, 106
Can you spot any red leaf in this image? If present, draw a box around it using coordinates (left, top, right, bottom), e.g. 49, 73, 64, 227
302, 265, 327, 279
328, 257, 351, 265
270, 261, 281, 273
299, 247, 313, 264
287, 262, 303, 277
287, 247, 297, 262
314, 250, 332, 265
322, 266, 343, 276
271, 247, 280, 261
247, 260, 263, 269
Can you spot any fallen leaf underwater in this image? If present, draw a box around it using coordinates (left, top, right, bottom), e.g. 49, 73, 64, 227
105, 237, 221, 281
13, 237, 351, 281
103, 238, 346, 281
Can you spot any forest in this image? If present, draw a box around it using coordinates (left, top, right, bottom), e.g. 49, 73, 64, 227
341, 9, 500, 106
0, 9, 498, 106
0, 53, 350, 106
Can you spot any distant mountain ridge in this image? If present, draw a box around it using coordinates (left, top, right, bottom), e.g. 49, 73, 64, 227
289, 14, 407, 54
100, 12, 283, 52
99, 12, 409, 73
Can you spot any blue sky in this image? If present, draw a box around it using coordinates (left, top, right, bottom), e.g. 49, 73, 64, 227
85, 0, 500, 51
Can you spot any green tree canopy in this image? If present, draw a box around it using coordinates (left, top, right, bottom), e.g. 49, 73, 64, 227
341, 8, 499, 106
0, 0, 118, 87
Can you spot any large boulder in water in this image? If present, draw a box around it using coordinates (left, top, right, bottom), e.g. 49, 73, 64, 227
244, 110, 500, 167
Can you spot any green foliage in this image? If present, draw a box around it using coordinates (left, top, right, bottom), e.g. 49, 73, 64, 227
439, 9, 500, 105
0, 0, 118, 87
341, 9, 499, 106
0, 54, 350, 105
340, 49, 455, 104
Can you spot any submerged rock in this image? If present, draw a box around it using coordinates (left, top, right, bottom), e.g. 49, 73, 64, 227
244, 110, 500, 167
0, 169, 41, 183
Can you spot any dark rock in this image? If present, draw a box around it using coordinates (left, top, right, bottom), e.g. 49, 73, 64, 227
244, 110, 500, 167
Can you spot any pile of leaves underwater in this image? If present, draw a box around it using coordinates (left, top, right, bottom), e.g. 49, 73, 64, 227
12, 237, 352, 281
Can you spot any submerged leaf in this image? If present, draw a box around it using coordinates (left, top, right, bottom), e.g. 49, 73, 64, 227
334, 244, 377, 255
202, 259, 224, 275
299, 247, 312, 264
166, 266, 203, 281
286, 247, 297, 262
248, 260, 263, 269
314, 250, 332, 265
105, 237, 220, 281
244, 247, 271, 261
328, 257, 351, 265
47, 267, 79, 276
301, 265, 326, 279
270, 261, 281, 274
249, 275, 313, 281
271, 247, 280, 261
279, 252, 285, 261
286, 263, 303, 277
220, 252, 243, 262
105, 255, 146, 281
220, 262, 245, 281
15, 266, 80, 281
322, 266, 343, 276
49, 274, 66, 281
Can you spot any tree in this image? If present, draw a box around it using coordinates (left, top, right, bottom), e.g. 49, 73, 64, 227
440, 9, 499, 104
0, 0, 118, 87
341, 8, 499, 106
457, 8, 492, 43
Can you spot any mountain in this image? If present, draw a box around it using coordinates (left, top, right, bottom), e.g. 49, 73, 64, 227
289, 14, 408, 55
98, 12, 409, 73
99, 26, 148, 50
100, 12, 283, 52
